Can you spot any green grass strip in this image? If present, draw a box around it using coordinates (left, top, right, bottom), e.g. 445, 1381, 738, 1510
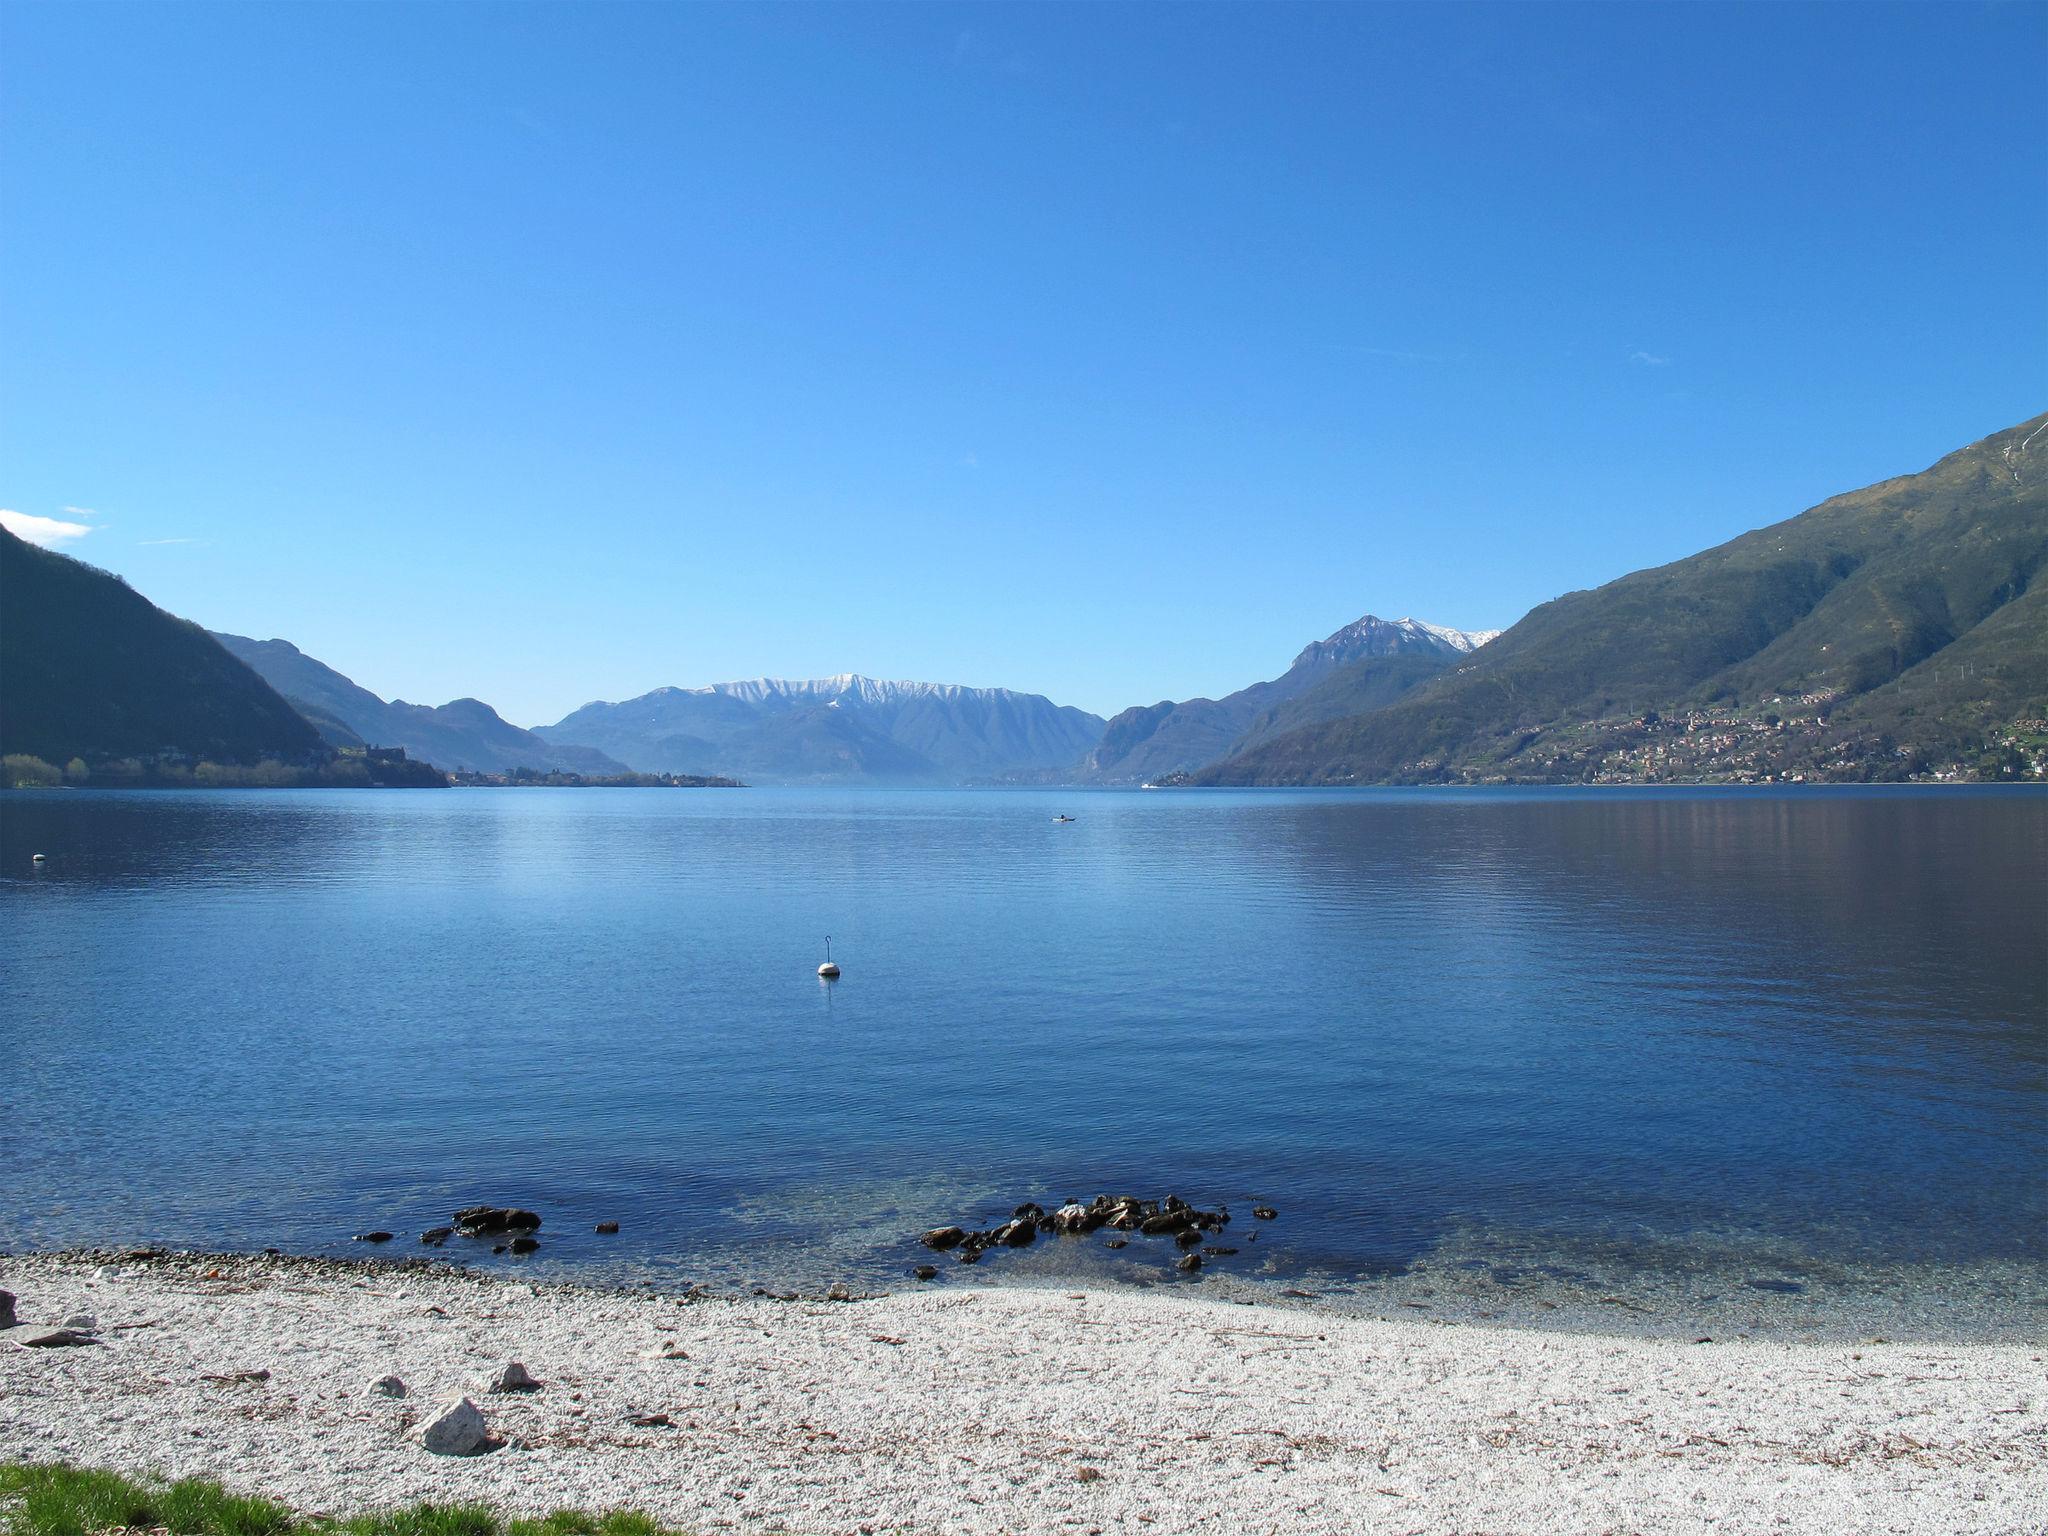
0, 1466, 689, 1536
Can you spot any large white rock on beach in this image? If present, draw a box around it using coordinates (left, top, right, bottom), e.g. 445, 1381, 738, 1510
415, 1394, 488, 1455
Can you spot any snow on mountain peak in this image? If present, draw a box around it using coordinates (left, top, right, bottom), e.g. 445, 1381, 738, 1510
1292, 613, 1502, 670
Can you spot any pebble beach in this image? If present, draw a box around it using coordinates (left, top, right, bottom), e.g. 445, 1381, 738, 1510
3, 1251, 2042, 1536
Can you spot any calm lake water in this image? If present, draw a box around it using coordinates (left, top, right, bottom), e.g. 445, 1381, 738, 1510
2, 786, 2043, 1338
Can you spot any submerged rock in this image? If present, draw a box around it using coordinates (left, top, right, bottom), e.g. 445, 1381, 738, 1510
1176, 1253, 1203, 1273
508, 1236, 540, 1255
416, 1394, 490, 1455
420, 1227, 453, 1247
913, 1265, 938, 1281
354, 1232, 394, 1244
453, 1206, 541, 1235
595, 1221, 620, 1234
920, 1226, 966, 1251
1252, 1206, 1278, 1220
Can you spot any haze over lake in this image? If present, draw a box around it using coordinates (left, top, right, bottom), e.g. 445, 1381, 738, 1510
3, 786, 2042, 1339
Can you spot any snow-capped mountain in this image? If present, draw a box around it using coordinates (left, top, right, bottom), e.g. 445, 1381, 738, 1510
538, 674, 1105, 785
1289, 615, 1501, 674
1082, 613, 1506, 783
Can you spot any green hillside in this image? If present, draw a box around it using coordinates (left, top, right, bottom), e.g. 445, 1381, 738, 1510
0, 526, 326, 766
1198, 414, 2048, 785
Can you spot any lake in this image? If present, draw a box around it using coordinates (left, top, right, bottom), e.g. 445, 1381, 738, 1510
2, 786, 2043, 1339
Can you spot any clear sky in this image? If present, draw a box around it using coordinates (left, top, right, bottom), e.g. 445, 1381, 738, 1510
3, 2, 2043, 725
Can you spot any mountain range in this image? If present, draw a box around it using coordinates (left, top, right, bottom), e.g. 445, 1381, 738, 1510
1080, 616, 1499, 784
1, 524, 326, 768
213, 634, 631, 778
539, 675, 1106, 785
5, 414, 2041, 788
1195, 412, 2048, 785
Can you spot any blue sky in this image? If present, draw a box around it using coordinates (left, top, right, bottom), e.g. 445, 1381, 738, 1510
4, 2, 2043, 725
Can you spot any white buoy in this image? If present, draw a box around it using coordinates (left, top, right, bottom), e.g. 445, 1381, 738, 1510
817, 935, 840, 979
31, 853, 46, 864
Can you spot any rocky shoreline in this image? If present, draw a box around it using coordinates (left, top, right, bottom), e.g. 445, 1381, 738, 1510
3, 1247, 2043, 1535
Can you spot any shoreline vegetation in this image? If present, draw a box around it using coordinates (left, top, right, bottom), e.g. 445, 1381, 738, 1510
0, 1464, 686, 1536
2, 1250, 2041, 1535
1, 755, 744, 792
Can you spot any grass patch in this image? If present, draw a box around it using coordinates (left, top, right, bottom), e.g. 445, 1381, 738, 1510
0, 1467, 688, 1536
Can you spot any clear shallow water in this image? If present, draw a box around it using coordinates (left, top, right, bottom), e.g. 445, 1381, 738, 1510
2, 786, 2043, 1338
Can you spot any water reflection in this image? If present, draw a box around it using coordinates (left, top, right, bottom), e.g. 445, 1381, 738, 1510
0, 786, 2041, 1337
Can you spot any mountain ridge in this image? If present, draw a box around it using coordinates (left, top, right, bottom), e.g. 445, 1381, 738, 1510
1193, 413, 2048, 785
213, 634, 629, 777
1, 525, 327, 768
1080, 613, 1503, 784
541, 672, 1106, 785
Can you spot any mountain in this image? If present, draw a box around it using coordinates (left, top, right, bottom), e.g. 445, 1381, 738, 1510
1081, 616, 1499, 784
539, 674, 1106, 785
0, 525, 326, 766
213, 634, 629, 776
1197, 413, 2048, 785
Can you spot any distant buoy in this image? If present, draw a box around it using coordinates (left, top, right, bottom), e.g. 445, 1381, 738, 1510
31, 853, 46, 864
817, 935, 840, 979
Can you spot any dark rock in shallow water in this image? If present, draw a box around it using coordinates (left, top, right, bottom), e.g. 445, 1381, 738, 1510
595, 1221, 620, 1235
453, 1206, 541, 1235
1745, 1278, 1805, 1294
1013, 1202, 1046, 1222
1050, 1203, 1092, 1234
1203, 1247, 1239, 1257
420, 1227, 453, 1246
913, 1265, 938, 1281
957, 1250, 981, 1265
354, 1231, 394, 1244
1252, 1206, 1278, 1220
993, 1219, 1037, 1248
1176, 1253, 1203, 1273
1141, 1211, 1194, 1236
921, 1226, 966, 1251
1175, 1228, 1203, 1250
508, 1236, 539, 1255
1104, 1239, 1128, 1250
